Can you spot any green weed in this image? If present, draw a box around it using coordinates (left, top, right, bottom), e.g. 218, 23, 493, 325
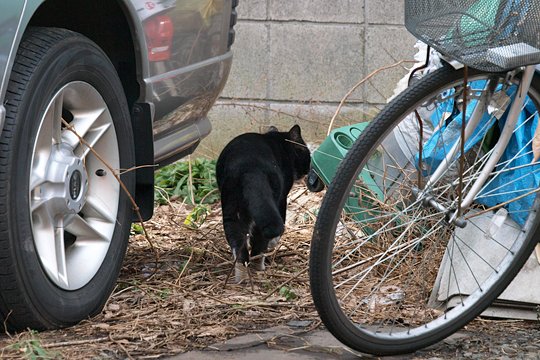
9, 330, 58, 359
154, 158, 219, 205
158, 288, 171, 300
183, 204, 211, 229
131, 223, 144, 235
279, 286, 298, 301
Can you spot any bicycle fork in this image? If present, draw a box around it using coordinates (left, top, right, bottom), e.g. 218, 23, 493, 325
415, 65, 536, 227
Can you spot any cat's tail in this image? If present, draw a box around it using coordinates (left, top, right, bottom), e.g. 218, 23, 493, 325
243, 174, 284, 239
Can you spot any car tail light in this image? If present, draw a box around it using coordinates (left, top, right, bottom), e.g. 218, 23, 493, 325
144, 15, 174, 62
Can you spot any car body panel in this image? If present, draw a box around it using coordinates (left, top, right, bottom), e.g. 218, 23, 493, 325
0, 0, 234, 164
0, 1, 28, 109
134, 0, 233, 163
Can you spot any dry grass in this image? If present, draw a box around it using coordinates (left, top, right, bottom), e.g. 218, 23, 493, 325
0, 186, 323, 359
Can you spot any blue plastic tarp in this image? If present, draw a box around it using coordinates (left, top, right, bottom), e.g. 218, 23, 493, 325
417, 80, 540, 226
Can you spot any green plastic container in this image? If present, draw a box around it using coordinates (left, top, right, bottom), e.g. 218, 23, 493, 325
311, 123, 384, 229
311, 123, 383, 195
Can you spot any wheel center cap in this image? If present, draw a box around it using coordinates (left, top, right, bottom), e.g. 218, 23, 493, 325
43, 143, 89, 214
69, 170, 82, 200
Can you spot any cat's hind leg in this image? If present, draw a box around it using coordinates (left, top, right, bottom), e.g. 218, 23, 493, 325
250, 226, 273, 271
264, 196, 287, 252
221, 198, 250, 283
228, 230, 250, 284
224, 220, 250, 283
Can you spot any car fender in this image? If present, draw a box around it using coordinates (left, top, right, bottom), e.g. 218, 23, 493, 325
0, 0, 153, 137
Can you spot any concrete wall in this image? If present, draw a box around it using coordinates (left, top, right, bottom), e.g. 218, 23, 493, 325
197, 0, 417, 158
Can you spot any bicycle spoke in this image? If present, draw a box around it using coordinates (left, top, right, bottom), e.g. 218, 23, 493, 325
311, 66, 540, 355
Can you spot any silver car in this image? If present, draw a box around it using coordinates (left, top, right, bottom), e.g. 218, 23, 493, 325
0, 0, 236, 330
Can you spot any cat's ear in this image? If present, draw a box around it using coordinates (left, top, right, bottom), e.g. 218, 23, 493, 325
288, 125, 302, 142
267, 125, 279, 133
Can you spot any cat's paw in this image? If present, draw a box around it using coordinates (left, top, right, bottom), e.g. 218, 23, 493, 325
267, 237, 280, 251
251, 255, 265, 271
234, 262, 249, 283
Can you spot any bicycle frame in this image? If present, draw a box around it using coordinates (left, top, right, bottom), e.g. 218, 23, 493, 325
417, 64, 537, 225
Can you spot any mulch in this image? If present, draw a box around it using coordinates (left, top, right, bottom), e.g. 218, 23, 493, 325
0, 186, 323, 359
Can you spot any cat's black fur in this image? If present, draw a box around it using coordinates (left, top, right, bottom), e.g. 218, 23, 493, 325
216, 125, 311, 273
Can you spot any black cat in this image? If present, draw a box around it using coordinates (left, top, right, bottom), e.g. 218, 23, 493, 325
216, 125, 311, 282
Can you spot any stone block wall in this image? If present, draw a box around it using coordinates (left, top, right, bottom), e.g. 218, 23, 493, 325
197, 0, 417, 158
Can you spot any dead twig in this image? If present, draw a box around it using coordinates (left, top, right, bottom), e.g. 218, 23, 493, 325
2, 310, 12, 337
109, 333, 134, 360
187, 155, 196, 205
327, 59, 416, 135
44, 337, 110, 348
175, 247, 193, 286
61, 118, 159, 275
119, 164, 158, 175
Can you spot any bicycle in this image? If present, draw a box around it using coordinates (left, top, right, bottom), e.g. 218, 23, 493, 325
309, 0, 540, 355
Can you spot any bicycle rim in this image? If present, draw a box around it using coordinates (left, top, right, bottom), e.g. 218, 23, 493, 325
310, 66, 540, 355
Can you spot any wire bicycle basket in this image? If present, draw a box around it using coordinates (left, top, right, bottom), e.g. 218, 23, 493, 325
405, 0, 540, 71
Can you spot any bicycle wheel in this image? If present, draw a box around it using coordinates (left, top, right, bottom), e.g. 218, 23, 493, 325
310, 65, 540, 355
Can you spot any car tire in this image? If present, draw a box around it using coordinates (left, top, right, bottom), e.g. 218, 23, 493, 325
0, 27, 135, 330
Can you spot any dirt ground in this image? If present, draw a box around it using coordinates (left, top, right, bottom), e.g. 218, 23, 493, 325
0, 186, 538, 359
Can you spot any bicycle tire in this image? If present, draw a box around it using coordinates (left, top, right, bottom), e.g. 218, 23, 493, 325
310, 64, 540, 355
